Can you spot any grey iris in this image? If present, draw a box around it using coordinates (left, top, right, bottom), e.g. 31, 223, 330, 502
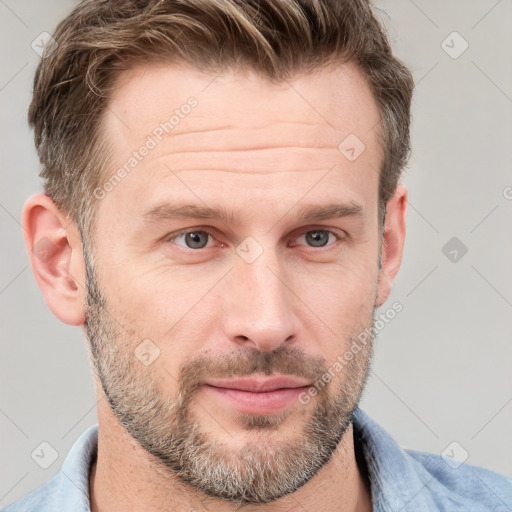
305, 230, 329, 247
186, 231, 209, 249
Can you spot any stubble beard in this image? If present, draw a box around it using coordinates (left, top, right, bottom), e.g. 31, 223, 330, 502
83, 250, 375, 504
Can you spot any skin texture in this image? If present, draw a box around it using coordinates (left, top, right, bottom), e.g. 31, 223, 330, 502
23, 60, 407, 512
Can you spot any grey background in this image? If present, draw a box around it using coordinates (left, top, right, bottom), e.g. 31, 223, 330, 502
1, 0, 511, 507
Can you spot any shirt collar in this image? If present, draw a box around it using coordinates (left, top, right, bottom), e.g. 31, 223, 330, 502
58, 423, 97, 511
352, 407, 472, 511
58, 408, 474, 512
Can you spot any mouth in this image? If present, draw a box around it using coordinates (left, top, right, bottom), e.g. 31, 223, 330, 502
202, 375, 313, 415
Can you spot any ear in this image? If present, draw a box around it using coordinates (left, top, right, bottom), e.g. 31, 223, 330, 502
376, 184, 407, 307
22, 193, 86, 325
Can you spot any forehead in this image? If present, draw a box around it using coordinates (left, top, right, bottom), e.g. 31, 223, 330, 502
97, 61, 382, 226
104, 60, 380, 148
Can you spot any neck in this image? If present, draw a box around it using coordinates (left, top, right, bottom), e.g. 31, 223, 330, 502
89, 403, 372, 512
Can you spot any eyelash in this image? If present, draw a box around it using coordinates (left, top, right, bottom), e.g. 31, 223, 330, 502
165, 227, 345, 251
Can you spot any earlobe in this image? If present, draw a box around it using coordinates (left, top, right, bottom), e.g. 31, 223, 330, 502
23, 194, 87, 326
376, 184, 408, 307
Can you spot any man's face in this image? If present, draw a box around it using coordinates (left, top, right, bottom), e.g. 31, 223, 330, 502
85, 61, 383, 503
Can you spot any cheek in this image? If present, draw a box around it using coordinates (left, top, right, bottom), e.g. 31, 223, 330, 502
293, 259, 378, 348
297, 249, 378, 300
104, 263, 225, 345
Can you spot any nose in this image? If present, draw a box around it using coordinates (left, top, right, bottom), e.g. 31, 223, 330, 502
222, 249, 298, 352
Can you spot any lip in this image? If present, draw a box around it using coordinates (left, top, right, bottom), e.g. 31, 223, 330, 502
203, 375, 312, 415
204, 376, 312, 392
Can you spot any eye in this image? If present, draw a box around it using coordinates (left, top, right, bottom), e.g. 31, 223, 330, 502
168, 230, 214, 249
294, 229, 341, 248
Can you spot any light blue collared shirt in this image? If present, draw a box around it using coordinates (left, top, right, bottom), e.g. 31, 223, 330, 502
3, 408, 511, 511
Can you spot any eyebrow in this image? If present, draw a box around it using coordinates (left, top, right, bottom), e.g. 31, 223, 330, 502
142, 201, 363, 225
143, 203, 242, 225
296, 202, 363, 222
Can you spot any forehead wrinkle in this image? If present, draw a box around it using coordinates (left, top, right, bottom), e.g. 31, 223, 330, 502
149, 163, 338, 177
135, 125, 346, 154
140, 120, 335, 138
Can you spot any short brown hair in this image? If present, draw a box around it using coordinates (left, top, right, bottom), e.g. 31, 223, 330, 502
28, 0, 414, 239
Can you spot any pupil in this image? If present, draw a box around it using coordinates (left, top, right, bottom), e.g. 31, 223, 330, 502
306, 230, 328, 247
186, 232, 208, 249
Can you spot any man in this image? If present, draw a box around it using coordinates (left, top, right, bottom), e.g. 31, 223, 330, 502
4, 0, 511, 511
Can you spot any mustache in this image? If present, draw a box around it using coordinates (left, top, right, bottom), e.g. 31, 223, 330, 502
177, 345, 329, 398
